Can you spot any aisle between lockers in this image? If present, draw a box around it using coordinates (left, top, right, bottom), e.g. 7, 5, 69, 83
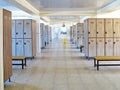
5, 39, 120, 90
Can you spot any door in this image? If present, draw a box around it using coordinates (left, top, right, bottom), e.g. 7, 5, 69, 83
16, 20, 24, 38
88, 19, 96, 37
24, 39, 32, 57
105, 19, 113, 37
105, 38, 113, 56
12, 20, 16, 38
96, 19, 104, 37
96, 38, 104, 56
24, 20, 32, 38
88, 38, 96, 57
113, 19, 120, 37
12, 39, 16, 56
16, 39, 24, 56
114, 38, 120, 56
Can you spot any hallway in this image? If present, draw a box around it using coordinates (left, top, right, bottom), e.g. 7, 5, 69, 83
4, 39, 120, 90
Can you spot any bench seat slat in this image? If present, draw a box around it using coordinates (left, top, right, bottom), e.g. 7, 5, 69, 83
95, 56, 120, 60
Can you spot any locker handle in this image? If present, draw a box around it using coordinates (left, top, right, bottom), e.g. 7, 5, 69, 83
88, 32, 90, 34
113, 42, 115, 44
24, 32, 26, 35
105, 42, 107, 44
113, 32, 115, 34
105, 32, 107, 34
16, 32, 18, 35
97, 32, 98, 34
16, 43, 18, 45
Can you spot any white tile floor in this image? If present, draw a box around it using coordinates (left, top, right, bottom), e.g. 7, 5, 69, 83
4, 39, 120, 90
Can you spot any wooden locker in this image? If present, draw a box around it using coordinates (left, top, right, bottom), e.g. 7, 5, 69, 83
88, 38, 96, 57
16, 20, 24, 38
84, 20, 88, 56
105, 19, 113, 37
114, 38, 120, 56
45, 25, 49, 44
96, 19, 104, 37
50, 27, 52, 42
32, 20, 36, 56
24, 39, 32, 57
3, 9, 12, 81
72, 25, 76, 44
96, 38, 104, 56
12, 39, 16, 56
70, 26, 72, 41
12, 20, 16, 38
40, 23, 45, 48
113, 19, 120, 37
105, 38, 113, 56
76, 23, 80, 48
24, 20, 32, 38
16, 39, 24, 56
88, 18, 96, 37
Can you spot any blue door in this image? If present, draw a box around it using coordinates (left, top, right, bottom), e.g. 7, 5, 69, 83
12, 20, 16, 38
24, 20, 32, 38
12, 39, 16, 56
16, 39, 24, 56
16, 20, 24, 38
24, 39, 32, 57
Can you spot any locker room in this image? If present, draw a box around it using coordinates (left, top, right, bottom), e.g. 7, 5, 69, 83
1, 0, 120, 90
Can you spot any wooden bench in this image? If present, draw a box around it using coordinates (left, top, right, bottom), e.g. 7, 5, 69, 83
12, 56, 26, 69
94, 56, 120, 70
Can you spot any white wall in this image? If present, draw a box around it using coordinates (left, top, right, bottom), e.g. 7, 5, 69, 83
97, 10, 120, 18
0, 8, 4, 90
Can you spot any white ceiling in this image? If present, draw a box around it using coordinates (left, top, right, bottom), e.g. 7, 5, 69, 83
0, 0, 32, 18
1, 0, 120, 23
26, 0, 115, 11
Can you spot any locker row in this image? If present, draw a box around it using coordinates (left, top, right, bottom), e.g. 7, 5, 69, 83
84, 18, 120, 38
12, 20, 33, 39
12, 19, 36, 58
12, 39, 32, 57
70, 23, 84, 48
40, 23, 52, 49
87, 38, 120, 57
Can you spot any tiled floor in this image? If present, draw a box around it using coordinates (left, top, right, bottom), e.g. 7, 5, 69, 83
4, 39, 120, 90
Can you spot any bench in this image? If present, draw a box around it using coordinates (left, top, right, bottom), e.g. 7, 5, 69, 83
12, 56, 26, 69
94, 56, 120, 70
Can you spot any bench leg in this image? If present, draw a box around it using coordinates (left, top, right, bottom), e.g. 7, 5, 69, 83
22, 60, 24, 69
9, 78, 11, 82
97, 60, 99, 70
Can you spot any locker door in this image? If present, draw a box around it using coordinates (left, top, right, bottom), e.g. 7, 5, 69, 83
105, 19, 113, 37
24, 20, 32, 38
24, 39, 32, 57
88, 38, 96, 57
114, 38, 120, 56
105, 38, 113, 56
88, 19, 96, 37
12, 39, 16, 56
96, 38, 104, 56
16, 20, 24, 38
45, 25, 48, 44
97, 19, 104, 37
113, 19, 120, 37
16, 39, 24, 56
12, 20, 16, 38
